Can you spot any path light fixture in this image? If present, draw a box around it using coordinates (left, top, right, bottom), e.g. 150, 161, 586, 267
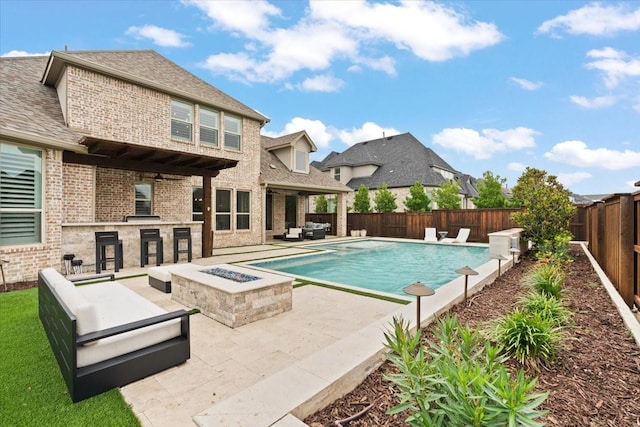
509, 247, 521, 266
492, 254, 508, 277
402, 281, 435, 328
455, 266, 478, 305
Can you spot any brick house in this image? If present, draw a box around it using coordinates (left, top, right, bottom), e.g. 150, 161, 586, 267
0, 50, 350, 283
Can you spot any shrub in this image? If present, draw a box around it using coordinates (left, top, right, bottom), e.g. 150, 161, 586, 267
384, 316, 548, 426
526, 263, 565, 299
487, 309, 560, 369
521, 292, 572, 327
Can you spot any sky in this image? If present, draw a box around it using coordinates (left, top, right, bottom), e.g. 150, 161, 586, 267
1, 0, 639, 195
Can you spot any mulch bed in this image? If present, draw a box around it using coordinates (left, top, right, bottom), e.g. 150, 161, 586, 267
305, 245, 640, 426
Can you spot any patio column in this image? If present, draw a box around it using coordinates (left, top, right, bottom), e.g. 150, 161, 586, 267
336, 193, 347, 237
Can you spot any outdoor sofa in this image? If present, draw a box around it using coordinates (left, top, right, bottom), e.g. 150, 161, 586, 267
38, 268, 190, 402
283, 227, 304, 241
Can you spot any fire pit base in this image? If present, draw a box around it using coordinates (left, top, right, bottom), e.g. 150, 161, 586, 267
170, 264, 293, 328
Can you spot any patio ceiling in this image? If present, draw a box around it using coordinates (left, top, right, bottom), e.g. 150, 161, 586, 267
63, 137, 238, 177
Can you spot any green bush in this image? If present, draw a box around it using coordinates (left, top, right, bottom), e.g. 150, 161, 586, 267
526, 263, 565, 299
384, 316, 547, 426
521, 292, 572, 327
487, 309, 560, 369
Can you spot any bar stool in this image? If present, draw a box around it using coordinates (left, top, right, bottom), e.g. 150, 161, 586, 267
173, 227, 192, 263
140, 228, 163, 267
95, 231, 123, 273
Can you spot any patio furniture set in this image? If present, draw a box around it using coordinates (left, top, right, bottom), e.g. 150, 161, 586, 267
424, 227, 470, 243
283, 222, 331, 241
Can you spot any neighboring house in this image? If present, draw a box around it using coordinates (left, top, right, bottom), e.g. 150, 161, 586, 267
0, 50, 349, 283
312, 132, 478, 212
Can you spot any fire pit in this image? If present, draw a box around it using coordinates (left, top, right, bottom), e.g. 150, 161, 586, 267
170, 264, 292, 328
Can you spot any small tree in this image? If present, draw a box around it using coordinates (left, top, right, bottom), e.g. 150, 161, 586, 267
404, 181, 432, 212
433, 180, 461, 210
353, 184, 372, 213
473, 171, 508, 208
314, 194, 328, 213
374, 182, 397, 212
511, 168, 576, 251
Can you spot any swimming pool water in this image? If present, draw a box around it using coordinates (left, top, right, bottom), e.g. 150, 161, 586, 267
251, 240, 490, 296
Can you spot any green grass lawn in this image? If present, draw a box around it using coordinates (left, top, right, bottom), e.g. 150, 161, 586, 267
0, 288, 140, 427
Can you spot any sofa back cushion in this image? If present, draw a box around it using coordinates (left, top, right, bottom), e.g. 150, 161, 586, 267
54, 278, 99, 336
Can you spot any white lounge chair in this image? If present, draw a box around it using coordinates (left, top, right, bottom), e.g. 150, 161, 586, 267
440, 228, 470, 243
283, 227, 304, 241
424, 227, 438, 242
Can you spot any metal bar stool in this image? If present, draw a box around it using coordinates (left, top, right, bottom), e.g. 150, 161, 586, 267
95, 231, 123, 273
173, 227, 192, 263
140, 228, 163, 267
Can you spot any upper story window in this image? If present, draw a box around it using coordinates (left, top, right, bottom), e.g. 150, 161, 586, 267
224, 115, 241, 151
294, 149, 308, 173
333, 167, 341, 182
0, 143, 42, 246
200, 108, 219, 147
134, 183, 152, 215
171, 100, 193, 142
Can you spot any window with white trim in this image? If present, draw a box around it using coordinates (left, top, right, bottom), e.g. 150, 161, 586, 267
171, 100, 193, 142
215, 189, 231, 230
199, 108, 219, 147
134, 183, 152, 215
294, 149, 308, 173
333, 167, 341, 182
0, 143, 42, 245
223, 115, 241, 150
236, 191, 250, 230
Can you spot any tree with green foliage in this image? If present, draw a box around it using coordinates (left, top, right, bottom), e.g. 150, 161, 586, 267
353, 184, 372, 213
374, 182, 397, 212
433, 180, 461, 210
511, 167, 576, 251
404, 181, 432, 212
473, 171, 508, 208
314, 194, 328, 213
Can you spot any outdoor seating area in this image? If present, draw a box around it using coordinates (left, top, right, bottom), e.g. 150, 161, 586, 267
38, 268, 190, 402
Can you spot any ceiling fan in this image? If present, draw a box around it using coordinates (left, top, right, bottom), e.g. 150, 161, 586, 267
140, 173, 183, 182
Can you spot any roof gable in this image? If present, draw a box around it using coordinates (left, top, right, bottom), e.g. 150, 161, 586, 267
262, 130, 317, 152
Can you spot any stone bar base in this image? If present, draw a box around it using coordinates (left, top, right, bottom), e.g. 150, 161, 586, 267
171, 264, 293, 328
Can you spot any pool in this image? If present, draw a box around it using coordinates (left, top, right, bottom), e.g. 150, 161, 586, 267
249, 239, 490, 296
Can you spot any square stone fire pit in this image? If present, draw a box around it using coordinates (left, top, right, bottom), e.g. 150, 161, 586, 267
170, 264, 293, 328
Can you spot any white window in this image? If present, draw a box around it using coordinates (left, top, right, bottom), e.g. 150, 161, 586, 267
0, 143, 42, 245
224, 115, 241, 151
171, 100, 193, 142
134, 183, 152, 215
215, 189, 231, 230
236, 191, 250, 230
294, 149, 308, 173
199, 108, 219, 147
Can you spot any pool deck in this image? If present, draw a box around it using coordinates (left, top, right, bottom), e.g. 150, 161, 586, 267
97, 238, 507, 426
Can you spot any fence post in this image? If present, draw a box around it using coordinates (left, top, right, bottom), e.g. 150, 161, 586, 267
596, 202, 606, 265
619, 195, 634, 306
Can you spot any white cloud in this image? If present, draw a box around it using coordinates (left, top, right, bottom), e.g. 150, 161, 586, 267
556, 172, 592, 187
510, 77, 543, 91
507, 162, 527, 172
263, 117, 334, 149
585, 47, 640, 89
188, 0, 503, 85
125, 25, 191, 47
1, 50, 49, 57
544, 140, 640, 169
569, 95, 617, 108
299, 74, 345, 92
432, 127, 538, 160
537, 3, 640, 36
338, 122, 401, 146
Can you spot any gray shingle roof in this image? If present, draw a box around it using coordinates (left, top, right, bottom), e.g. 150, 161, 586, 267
261, 136, 351, 193
43, 50, 268, 123
1, 56, 82, 145
315, 132, 478, 195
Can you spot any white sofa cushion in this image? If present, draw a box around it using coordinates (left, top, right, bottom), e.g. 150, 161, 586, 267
44, 270, 99, 337
75, 282, 181, 368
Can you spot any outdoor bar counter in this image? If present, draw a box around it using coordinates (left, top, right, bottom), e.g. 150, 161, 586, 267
61, 221, 202, 273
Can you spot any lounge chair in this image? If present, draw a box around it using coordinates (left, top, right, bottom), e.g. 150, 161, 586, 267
283, 227, 304, 241
440, 228, 470, 243
424, 227, 438, 242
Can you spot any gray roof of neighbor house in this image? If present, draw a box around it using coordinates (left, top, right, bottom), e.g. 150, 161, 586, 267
260, 135, 351, 194
315, 132, 478, 196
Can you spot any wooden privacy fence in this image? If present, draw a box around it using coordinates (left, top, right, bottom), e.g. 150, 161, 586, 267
584, 191, 640, 308
307, 208, 588, 243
